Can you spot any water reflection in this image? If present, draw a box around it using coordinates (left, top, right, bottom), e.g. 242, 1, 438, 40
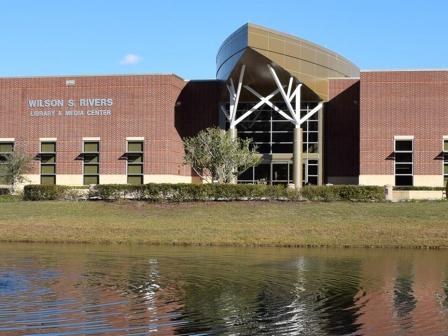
1, 244, 448, 335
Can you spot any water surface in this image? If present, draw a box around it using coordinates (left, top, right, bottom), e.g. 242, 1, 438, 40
1, 243, 448, 335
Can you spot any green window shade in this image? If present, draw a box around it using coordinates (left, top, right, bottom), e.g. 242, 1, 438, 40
0, 143, 13, 152
84, 164, 99, 174
0, 164, 7, 183
84, 142, 99, 153
41, 164, 56, 174
127, 154, 142, 163
84, 175, 99, 185
128, 141, 143, 152
444, 140, 448, 152
128, 164, 143, 174
41, 175, 56, 185
41, 154, 55, 164
127, 175, 143, 185
41, 142, 56, 153
444, 164, 448, 175
84, 154, 99, 163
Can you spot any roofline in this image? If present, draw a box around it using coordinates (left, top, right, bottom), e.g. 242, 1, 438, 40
362, 68, 448, 73
247, 23, 359, 70
327, 77, 360, 80
0, 72, 185, 81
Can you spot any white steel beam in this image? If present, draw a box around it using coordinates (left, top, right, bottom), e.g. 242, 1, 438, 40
244, 85, 294, 123
298, 102, 323, 125
268, 65, 299, 125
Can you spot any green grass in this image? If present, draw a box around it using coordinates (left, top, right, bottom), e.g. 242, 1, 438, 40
0, 200, 447, 248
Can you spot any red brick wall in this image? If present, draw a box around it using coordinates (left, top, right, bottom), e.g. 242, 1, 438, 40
175, 80, 222, 138
360, 71, 448, 176
325, 78, 360, 180
0, 74, 192, 177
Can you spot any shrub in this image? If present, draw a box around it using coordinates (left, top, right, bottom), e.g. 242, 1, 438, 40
394, 186, 445, 191
23, 185, 70, 201
22, 183, 385, 202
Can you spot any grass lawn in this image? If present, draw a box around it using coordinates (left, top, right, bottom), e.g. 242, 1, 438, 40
0, 199, 447, 248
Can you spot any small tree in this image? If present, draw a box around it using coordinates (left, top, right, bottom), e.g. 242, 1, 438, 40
183, 127, 261, 184
3, 150, 33, 193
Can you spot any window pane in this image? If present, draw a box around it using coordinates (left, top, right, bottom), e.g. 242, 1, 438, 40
238, 167, 253, 181
84, 142, 99, 153
272, 133, 293, 143
84, 154, 99, 163
41, 175, 56, 185
41, 142, 56, 153
128, 141, 143, 152
84, 164, 99, 174
395, 175, 413, 186
272, 164, 288, 181
444, 164, 448, 175
84, 175, 99, 185
41, 154, 55, 164
308, 132, 318, 143
444, 140, 448, 152
306, 143, 319, 153
254, 144, 270, 154
307, 176, 318, 185
308, 165, 318, 176
127, 175, 143, 185
254, 164, 270, 182
395, 152, 412, 163
0, 143, 13, 152
41, 165, 55, 174
272, 144, 293, 153
395, 140, 412, 151
395, 163, 412, 175
128, 164, 143, 174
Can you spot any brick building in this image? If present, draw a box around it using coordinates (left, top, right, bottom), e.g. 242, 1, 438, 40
0, 23, 447, 187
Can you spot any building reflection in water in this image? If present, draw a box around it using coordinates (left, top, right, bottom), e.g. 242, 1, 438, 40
1, 245, 448, 335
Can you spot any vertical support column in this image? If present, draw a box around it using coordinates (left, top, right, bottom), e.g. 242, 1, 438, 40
293, 81, 302, 190
293, 127, 303, 189
229, 128, 238, 184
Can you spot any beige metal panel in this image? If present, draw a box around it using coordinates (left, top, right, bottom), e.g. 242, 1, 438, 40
216, 23, 359, 101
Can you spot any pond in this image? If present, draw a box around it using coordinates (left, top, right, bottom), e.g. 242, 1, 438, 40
1, 243, 448, 335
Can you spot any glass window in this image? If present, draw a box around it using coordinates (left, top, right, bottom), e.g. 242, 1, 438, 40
444, 139, 448, 186
395, 138, 413, 186
84, 142, 99, 153
40, 142, 56, 185
0, 142, 14, 184
272, 164, 289, 182
127, 141, 144, 185
128, 141, 143, 152
41, 142, 56, 153
83, 141, 100, 185
395, 140, 413, 152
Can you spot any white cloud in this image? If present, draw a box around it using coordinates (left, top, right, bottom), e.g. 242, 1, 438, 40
120, 54, 143, 65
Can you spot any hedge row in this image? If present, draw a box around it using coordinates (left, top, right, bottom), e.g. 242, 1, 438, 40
23, 183, 385, 202
393, 186, 445, 191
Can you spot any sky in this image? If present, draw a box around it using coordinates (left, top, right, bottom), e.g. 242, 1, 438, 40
1, 1, 447, 79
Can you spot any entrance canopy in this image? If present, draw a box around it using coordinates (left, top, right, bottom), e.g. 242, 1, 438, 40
216, 23, 359, 102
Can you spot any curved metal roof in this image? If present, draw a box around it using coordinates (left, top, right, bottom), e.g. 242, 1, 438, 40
216, 23, 359, 101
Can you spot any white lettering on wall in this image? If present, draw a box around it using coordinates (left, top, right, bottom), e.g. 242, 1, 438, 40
27, 98, 114, 118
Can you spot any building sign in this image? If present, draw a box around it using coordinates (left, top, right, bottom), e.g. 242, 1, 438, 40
27, 98, 113, 117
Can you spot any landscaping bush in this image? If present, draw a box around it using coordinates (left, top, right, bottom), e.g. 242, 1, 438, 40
23, 185, 70, 201
23, 183, 385, 202
91, 183, 383, 202
394, 186, 445, 191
